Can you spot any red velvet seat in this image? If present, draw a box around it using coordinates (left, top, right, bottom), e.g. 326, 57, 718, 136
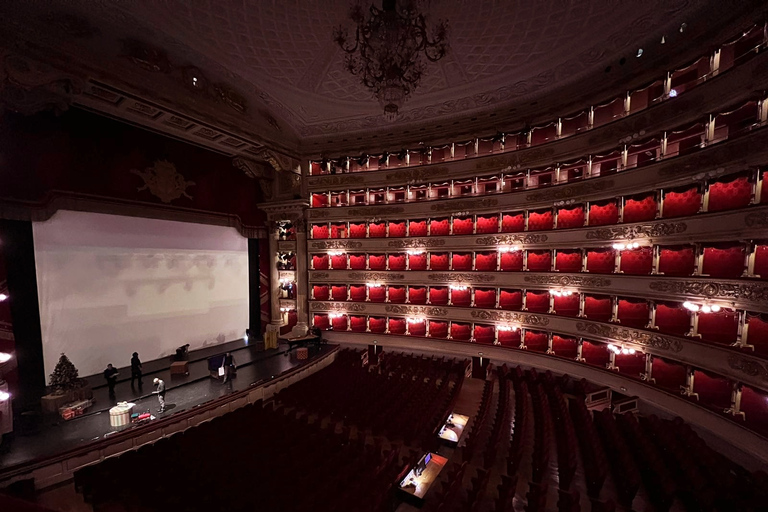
311, 193, 328, 208
409, 320, 426, 336
582, 341, 609, 367
740, 386, 768, 435
430, 287, 449, 305
349, 285, 366, 302
526, 291, 550, 313
557, 206, 585, 229
617, 300, 649, 328
389, 286, 406, 304
331, 285, 347, 301
623, 194, 657, 223
620, 247, 652, 275
555, 250, 582, 272
331, 254, 347, 270
408, 253, 427, 270
388, 253, 406, 271
312, 285, 330, 301
552, 335, 578, 358
368, 254, 386, 270
586, 249, 615, 273
453, 216, 474, 235
588, 201, 619, 226
409, 286, 427, 304
430, 218, 450, 236
475, 252, 497, 271
527, 250, 552, 272
313, 314, 330, 330
498, 328, 521, 346
747, 314, 768, 356
652, 357, 687, 393
500, 251, 523, 271
350, 315, 366, 332
369, 317, 387, 333
662, 187, 701, 218
388, 221, 407, 237
655, 303, 690, 336
584, 295, 611, 322
389, 318, 406, 335
702, 244, 744, 278
312, 255, 329, 270
409, 219, 428, 237
658, 246, 695, 276
528, 209, 554, 231
349, 253, 366, 270
474, 324, 496, 344
708, 174, 752, 212
368, 286, 386, 303
501, 212, 525, 232
330, 223, 347, 239
349, 222, 367, 238
697, 310, 739, 344
474, 288, 497, 308
369, 222, 386, 237
451, 322, 472, 341
499, 289, 523, 310
451, 288, 471, 307
615, 352, 646, 378
554, 294, 579, 317
429, 320, 448, 338
693, 370, 732, 410
332, 315, 348, 331
754, 244, 768, 279
525, 331, 548, 352
452, 252, 472, 270
312, 224, 330, 239
430, 252, 450, 270
477, 215, 499, 233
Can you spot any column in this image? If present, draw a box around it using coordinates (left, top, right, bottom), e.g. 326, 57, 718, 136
268, 223, 282, 329
686, 310, 700, 338
548, 292, 555, 314
519, 328, 527, 350
576, 338, 585, 362
647, 301, 657, 329
522, 289, 528, 311
734, 310, 754, 350
294, 215, 310, 334
610, 296, 619, 323
614, 248, 622, 273
652, 245, 661, 274
742, 242, 756, 277
607, 350, 617, 371
546, 332, 555, 355
523, 250, 529, 271
581, 249, 588, 272
680, 366, 698, 398
640, 354, 655, 383
725, 383, 745, 419
578, 294, 586, 318
694, 243, 705, 276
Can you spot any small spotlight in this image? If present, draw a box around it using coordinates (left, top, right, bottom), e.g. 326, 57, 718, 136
0, 352, 11, 363
669, 89, 678, 98
636, 48, 644, 58
0, 390, 9, 401
679, 23, 687, 33
0, 293, 6, 302
661, 35, 666, 44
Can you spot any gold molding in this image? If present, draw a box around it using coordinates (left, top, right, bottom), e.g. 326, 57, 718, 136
575, 321, 683, 352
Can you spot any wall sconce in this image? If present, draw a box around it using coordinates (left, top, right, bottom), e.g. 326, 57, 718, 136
683, 301, 721, 313
0, 352, 11, 364
450, 284, 468, 291
497, 324, 519, 332
366, 282, 383, 288
407, 317, 425, 324
279, 307, 294, 313
549, 288, 575, 297
328, 312, 344, 319
497, 244, 521, 253
608, 343, 637, 355
406, 249, 425, 255
612, 241, 640, 250
328, 250, 346, 256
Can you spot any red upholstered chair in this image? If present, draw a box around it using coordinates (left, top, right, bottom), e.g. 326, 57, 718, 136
525, 331, 548, 352
369, 317, 387, 333
369, 222, 386, 237
708, 174, 753, 212
311, 193, 328, 208
527, 250, 552, 272
388, 221, 407, 237
477, 215, 499, 233
500, 251, 523, 271
623, 194, 657, 223
429, 320, 448, 338
652, 358, 687, 392
474, 324, 496, 344
552, 335, 578, 358
332, 315, 349, 331
389, 318, 406, 335
330, 223, 347, 238
501, 212, 525, 232
408, 253, 427, 270
313, 314, 330, 330
557, 206, 585, 229
388, 253, 406, 271
331, 254, 347, 270
586, 249, 615, 273
582, 341, 610, 367
620, 247, 653, 275
658, 246, 695, 276
528, 209, 554, 231
369, 286, 386, 302
349, 222, 367, 238
693, 371, 732, 410
555, 250, 582, 272
584, 295, 612, 322
430, 287, 449, 305
389, 286, 406, 304
615, 352, 646, 378
740, 386, 768, 435
474, 288, 497, 308
312, 255, 329, 270
312, 285, 330, 301
655, 303, 690, 336
429, 252, 449, 270
475, 252, 497, 271
349, 253, 367, 270
409, 286, 427, 304
349, 285, 367, 302
430, 218, 451, 236
350, 315, 367, 332
697, 310, 738, 344
702, 244, 745, 278
499, 289, 523, 310
368, 254, 386, 270
312, 224, 329, 239
451, 288, 471, 307
409, 219, 428, 236
588, 201, 619, 226
331, 285, 348, 301
451, 322, 472, 341
747, 314, 768, 356
286, 310, 298, 332
409, 320, 427, 336
755, 244, 768, 279
453, 216, 474, 235
526, 291, 550, 313
662, 187, 702, 218
452, 252, 473, 270
617, 300, 649, 328
498, 328, 521, 346
554, 294, 580, 317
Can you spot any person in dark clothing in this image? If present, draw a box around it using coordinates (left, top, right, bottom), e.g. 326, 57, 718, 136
103, 364, 119, 399
222, 352, 236, 384
153, 378, 166, 412
130, 352, 143, 389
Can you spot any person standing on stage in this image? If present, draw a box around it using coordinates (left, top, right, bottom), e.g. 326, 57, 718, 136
130, 352, 143, 389
103, 363, 119, 399
153, 378, 166, 413
222, 352, 236, 385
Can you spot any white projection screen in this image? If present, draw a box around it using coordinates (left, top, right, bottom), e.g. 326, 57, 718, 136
33, 210, 249, 378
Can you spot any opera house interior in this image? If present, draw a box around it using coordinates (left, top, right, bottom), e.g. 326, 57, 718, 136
1, 0, 768, 511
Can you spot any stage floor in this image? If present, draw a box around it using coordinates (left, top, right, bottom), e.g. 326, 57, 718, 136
0, 342, 334, 472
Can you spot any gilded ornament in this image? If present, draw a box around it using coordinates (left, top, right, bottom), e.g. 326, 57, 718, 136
523, 275, 611, 287
475, 234, 548, 245
575, 321, 683, 352
430, 198, 498, 212
428, 273, 496, 283
387, 239, 446, 248
385, 167, 447, 183
348, 272, 405, 281
131, 160, 195, 203
526, 180, 614, 202
309, 175, 365, 187
726, 354, 768, 381
648, 281, 768, 304
348, 206, 405, 216
384, 305, 448, 316
470, 310, 550, 326
310, 302, 367, 312
310, 240, 363, 250
585, 222, 687, 240
745, 211, 768, 228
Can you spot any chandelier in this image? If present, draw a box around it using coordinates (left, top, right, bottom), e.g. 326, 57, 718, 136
334, 0, 448, 120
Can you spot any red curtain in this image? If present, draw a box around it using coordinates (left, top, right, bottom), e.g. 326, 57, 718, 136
501, 212, 525, 232
313, 314, 330, 330
584, 295, 611, 322
697, 310, 739, 344
369, 286, 386, 303
330, 223, 347, 238
408, 253, 427, 270
588, 201, 619, 226
350, 316, 367, 332
409, 286, 427, 304
451, 322, 472, 341
477, 215, 499, 233
369, 317, 387, 333
312, 224, 329, 239
526, 291, 550, 313
655, 304, 690, 335
350, 222, 366, 238
331, 285, 347, 301
475, 252, 497, 271
389, 286, 406, 304
368, 254, 386, 270
430, 252, 450, 270
451, 288, 471, 307
747, 314, 768, 356
500, 251, 523, 271
498, 329, 521, 346
474, 324, 496, 344
663, 187, 701, 218
389, 318, 406, 335
429, 320, 448, 338
586, 249, 615, 273
369, 222, 386, 237
409, 220, 428, 237
617, 300, 649, 328
331, 255, 347, 269
623, 194, 657, 223
557, 206, 585, 229
553, 335, 578, 359
388, 253, 406, 271
474, 288, 497, 308
349, 254, 366, 270
388, 221, 407, 237
311, 193, 328, 207
658, 246, 695, 276
525, 331, 548, 352
410, 320, 427, 336
708, 175, 752, 212
652, 357, 687, 392
528, 210, 554, 231
349, 285, 366, 302
452, 252, 473, 270
312, 285, 330, 301
332, 315, 349, 331
554, 294, 580, 317
620, 247, 653, 275
430, 218, 451, 236
741, 386, 768, 436
702, 244, 744, 278
555, 250, 582, 272
755, 244, 768, 279
499, 289, 523, 310
430, 287, 449, 305
527, 250, 552, 272
693, 371, 732, 409
582, 341, 610, 368
616, 352, 646, 378
312, 255, 329, 270
453, 216, 474, 235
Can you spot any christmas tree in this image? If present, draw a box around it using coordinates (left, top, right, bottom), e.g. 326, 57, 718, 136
49, 353, 80, 393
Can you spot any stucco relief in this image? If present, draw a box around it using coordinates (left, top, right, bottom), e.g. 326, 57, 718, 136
470, 310, 550, 326
575, 321, 683, 352
524, 275, 611, 287
384, 305, 448, 316
585, 222, 687, 240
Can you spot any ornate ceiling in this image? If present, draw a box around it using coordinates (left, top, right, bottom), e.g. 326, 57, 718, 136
0, 0, 763, 156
